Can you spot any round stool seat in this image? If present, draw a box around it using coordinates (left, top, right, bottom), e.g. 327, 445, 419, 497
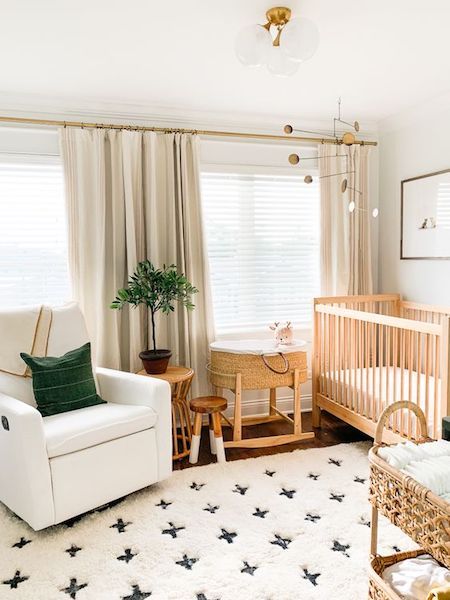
190, 396, 227, 414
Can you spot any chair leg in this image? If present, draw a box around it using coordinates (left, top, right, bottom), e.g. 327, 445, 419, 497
212, 412, 226, 463
209, 414, 216, 454
189, 413, 202, 464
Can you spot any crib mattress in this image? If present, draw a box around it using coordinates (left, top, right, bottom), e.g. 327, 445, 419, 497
320, 366, 441, 427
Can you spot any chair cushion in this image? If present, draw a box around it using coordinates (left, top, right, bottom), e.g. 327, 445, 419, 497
20, 342, 106, 417
43, 402, 157, 458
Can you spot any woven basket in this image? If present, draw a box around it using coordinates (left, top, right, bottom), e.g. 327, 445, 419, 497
369, 401, 450, 568
209, 350, 307, 391
368, 549, 427, 600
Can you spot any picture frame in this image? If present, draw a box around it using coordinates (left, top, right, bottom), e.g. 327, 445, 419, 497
401, 168, 450, 260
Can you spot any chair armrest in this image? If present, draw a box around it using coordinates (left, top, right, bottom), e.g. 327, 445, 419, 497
0, 393, 54, 530
95, 368, 172, 480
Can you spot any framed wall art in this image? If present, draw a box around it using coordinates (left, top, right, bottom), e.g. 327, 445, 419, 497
401, 168, 450, 259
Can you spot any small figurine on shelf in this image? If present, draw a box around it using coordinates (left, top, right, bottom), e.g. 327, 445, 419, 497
269, 321, 294, 346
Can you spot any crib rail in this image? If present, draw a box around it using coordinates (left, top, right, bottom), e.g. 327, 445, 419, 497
313, 296, 450, 441
400, 301, 450, 325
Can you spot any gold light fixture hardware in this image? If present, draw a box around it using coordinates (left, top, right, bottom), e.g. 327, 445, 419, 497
284, 124, 294, 134
264, 6, 292, 28
289, 153, 300, 165
263, 7, 292, 47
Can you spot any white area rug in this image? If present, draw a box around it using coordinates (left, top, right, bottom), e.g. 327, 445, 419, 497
0, 442, 414, 600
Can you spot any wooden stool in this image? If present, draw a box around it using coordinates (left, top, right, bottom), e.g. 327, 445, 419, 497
189, 396, 227, 464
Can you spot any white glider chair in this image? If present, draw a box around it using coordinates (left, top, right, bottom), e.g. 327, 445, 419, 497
0, 303, 172, 531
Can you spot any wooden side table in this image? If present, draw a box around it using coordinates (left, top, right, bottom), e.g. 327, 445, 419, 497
137, 366, 194, 460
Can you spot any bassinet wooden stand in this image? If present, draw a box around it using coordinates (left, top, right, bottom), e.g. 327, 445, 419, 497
209, 344, 314, 449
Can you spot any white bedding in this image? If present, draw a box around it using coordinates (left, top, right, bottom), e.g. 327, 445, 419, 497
378, 440, 450, 499
321, 366, 441, 432
382, 554, 450, 600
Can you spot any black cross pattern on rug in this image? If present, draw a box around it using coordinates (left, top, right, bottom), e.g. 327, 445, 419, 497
65, 544, 82, 557
241, 561, 258, 576
253, 507, 268, 519
330, 492, 345, 503
203, 503, 220, 514
392, 545, 401, 553
156, 499, 172, 510
12, 536, 32, 549
2, 570, 29, 589
305, 513, 321, 523
354, 476, 366, 484
197, 594, 219, 600
176, 554, 198, 570
359, 516, 370, 528
111, 518, 132, 533
190, 482, 205, 491
162, 522, 185, 539
302, 568, 321, 587
118, 548, 137, 563
328, 458, 342, 467
308, 472, 320, 481
265, 469, 276, 477
270, 534, 291, 550
233, 484, 248, 495
280, 487, 296, 499
332, 540, 350, 558
122, 584, 152, 599
61, 578, 88, 599
218, 528, 237, 544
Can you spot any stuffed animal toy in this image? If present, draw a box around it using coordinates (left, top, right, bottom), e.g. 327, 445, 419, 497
269, 321, 294, 346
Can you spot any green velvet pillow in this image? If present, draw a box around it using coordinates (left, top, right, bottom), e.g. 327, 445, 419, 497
20, 342, 106, 417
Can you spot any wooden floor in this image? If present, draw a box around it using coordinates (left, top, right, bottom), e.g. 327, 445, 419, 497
173, 411, 370, 470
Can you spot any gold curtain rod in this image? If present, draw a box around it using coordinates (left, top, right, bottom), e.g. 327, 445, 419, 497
0, 114, 378, 146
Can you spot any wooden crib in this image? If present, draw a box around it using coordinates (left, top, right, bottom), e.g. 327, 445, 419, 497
312, 294, 450, 441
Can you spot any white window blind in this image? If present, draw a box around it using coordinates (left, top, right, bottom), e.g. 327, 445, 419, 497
201, 171, 320, 333
0, 155, 71, 307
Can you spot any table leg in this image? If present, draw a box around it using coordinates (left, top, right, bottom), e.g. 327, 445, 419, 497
209, 414, 216, 454
212, 412, 226, 463
189, 413, 202, 464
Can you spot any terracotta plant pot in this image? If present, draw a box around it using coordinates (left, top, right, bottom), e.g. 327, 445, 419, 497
139, 349, 172, 375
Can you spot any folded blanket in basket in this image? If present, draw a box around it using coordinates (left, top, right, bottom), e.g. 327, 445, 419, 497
378, 441, 450, 499
383, 554, 450, 600
427, 585, 450, 600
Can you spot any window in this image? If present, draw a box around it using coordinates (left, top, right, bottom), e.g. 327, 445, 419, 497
0, 155, 71, 307
201, 170, 320, 333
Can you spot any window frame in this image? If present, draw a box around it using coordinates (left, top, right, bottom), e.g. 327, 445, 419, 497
201, 161, 321, 336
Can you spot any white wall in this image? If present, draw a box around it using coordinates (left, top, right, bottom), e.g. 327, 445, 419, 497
378, 101, 450, 303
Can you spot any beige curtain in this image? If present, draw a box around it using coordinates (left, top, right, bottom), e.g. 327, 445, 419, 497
60, 128, 215, 394
319, 143, 373, 295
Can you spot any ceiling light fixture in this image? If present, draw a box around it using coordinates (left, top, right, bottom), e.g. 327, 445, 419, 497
235, 6, 319, 77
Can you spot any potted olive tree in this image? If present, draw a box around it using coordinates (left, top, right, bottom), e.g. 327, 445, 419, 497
111, 261, 198, 374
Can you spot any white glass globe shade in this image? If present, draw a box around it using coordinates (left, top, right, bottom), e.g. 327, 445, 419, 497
372, 208, 379, 218
348, 201, 356, 213
267, 46, 300, 77
235, 24, 272, 67
281, 17, 320, 62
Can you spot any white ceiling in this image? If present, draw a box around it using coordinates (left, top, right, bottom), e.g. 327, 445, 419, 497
1, 0, 450, 125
